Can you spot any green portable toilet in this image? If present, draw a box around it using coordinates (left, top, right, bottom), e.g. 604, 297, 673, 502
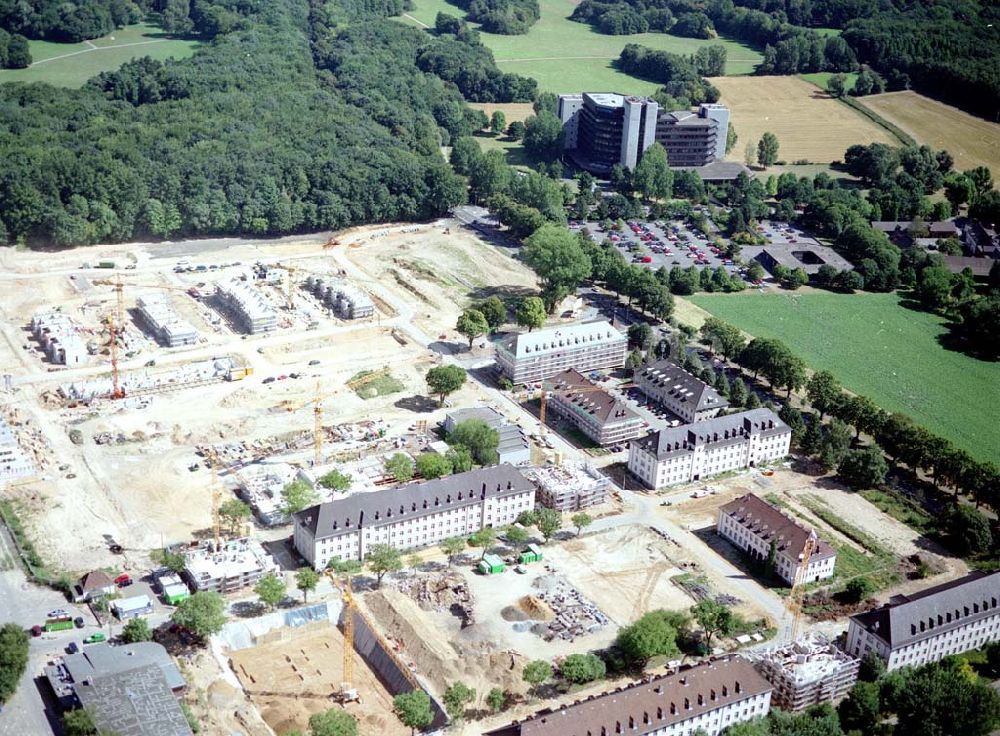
478, 553, 506, 575
519, 544, 543, 564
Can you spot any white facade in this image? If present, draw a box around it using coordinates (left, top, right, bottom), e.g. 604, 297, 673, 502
635, 360, 727, 423
717, 494, 836, 586
0, 419, 33, 483
214, 279, 278, 333
136, 293, 198, 347
31, 312, 87, 365
495, 320, 627, 385
845, 571, 1000, 671
295, 465, 535, 569
628, 409, 791, 490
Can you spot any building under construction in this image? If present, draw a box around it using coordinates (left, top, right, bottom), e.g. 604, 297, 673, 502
304, 277, 375, 320
528, 462, 610, 511
182, 538, 278, 594
748, 635, 859, 712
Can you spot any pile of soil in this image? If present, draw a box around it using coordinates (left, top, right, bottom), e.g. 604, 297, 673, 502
518, 595, 555, 621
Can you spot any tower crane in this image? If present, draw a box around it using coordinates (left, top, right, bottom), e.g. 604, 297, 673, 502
785, 530, 817, 642
325, 569, 357, 701
93, 276, 202, 400
204, 448, 223, 550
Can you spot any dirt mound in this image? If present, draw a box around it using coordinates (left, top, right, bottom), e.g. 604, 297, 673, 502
362, 588, 529, 698
501, 606, 529, 622
518, 595, 555, 621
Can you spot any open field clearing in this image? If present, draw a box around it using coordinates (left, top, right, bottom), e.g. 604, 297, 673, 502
799, 72, 859, 92
403, 0, 763, 93
0, 22, 199, 87
686, 292, 1000, 462
858, 91, 1000, 182
710, 76, 897, 163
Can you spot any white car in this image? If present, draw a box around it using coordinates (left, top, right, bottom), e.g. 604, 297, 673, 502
47, 609, 70, 619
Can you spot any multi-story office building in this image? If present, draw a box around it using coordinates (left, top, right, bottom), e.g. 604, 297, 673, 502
136, 293, 198, 347
845, 570, 1000, 670
183, 538, 278, 594
293, 464, 535, 568
495, 320, 627, 385
484, 657, 772, 736
559, 94, 731, 173
717, 493, 836, 586
547, 368, 645, 446
627, 409, 791, 489
654, 104, 730, 165
636, 359, 728, 423
528, 463, 610, 512
558, 93, 658, 172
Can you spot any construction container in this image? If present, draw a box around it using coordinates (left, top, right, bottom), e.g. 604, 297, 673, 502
519, 544, 543, 564
44, 619, 74, 632
478, 554, 506, 575
227, 366, 254, 381
97, 260, 116, 269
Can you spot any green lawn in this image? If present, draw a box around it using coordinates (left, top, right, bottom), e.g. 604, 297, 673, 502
0, 22, 199, 87
687, 291, 1000, 461
800, 71, 859, 92
401, 0, 763, 93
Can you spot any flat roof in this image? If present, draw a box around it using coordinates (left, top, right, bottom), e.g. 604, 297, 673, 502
498, 320, 625, 361
76, 663, 192, 736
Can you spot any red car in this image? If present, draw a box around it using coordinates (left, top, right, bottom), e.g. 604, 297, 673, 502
115, 573, 133, 587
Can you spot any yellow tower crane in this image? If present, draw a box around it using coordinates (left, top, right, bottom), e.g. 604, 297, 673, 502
325, 570, 357, 701
204, 448, 223, 550
785, 530, 817, 642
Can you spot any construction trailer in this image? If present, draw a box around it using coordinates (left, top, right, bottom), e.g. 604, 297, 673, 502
112, 595, 154, 621
519, 544, 543, 564
478, 554, 506, 575
749, 635, 859, 712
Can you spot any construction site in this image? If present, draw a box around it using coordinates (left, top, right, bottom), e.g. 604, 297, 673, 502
748, 635, 859, 712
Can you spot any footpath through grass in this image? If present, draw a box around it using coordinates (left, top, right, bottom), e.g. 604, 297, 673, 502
687, 291, 1000, 462
402, 0, 763, 93
0, 22, 199, 87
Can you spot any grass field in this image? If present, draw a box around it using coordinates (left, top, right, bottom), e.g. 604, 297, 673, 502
710, 75, 896, 163
686, 291, 1000, 461
0, 22, 199, 87
857, 91, 1000, 183
402, 0, 763, 93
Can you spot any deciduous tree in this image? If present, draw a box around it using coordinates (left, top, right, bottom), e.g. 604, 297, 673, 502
425, 365, 466, 406
295, 567, 320, 603
571, 512, 593, 536
393, 690, 433, 735
366, 544, 403, 587
172, 591, 227, 642
415, 452, 453, 479
456, 309, 489, 348
255, 573, 287, 610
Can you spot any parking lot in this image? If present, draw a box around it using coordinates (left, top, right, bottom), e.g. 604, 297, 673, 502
579, 217, 741, 274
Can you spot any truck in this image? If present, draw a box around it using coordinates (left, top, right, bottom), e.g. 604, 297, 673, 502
44, 618, 74, 632
227, 366, 254, 382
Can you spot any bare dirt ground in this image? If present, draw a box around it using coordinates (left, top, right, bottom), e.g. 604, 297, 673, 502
230, 625, 409, 736
544, 526, 696, 627
467, 102, 536, 124
0, 219, 541, 574
709, 75, 897, 163
178, 649, 273, 736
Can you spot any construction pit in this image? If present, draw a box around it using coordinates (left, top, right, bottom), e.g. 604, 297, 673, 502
229, 622, 412, 736
0, 219, 539, 573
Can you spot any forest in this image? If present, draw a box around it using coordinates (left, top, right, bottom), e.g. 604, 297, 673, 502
448, 0, 540, 34
0, 0, 143, 42
569, 0, 998, 119
0, 0, 525, 246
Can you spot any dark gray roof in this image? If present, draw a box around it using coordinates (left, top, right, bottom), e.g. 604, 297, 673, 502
76, 663, 192, 736
446, 407, 504, 429
56, 642, 185, 692
850, 570, 1000, 649
941, 255, 995, 277
720, 493, 835, 561
484, 658, 771, 736
673, 161, 751, 181
550, 369, 643, 427
633, 409, 789, 461
295, 464, 534, 540
497, 424, 529, 451
638, 360, 728, 413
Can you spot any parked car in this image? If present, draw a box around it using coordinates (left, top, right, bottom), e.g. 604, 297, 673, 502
74, 617, 84, 628
84, 633, 106, 644
66, 642, 79, 654
47, 609, 70, 620
308, 359, 321, 366
262, 376, 276, 384
30, 625, 42, 637
114, 574, 132, 587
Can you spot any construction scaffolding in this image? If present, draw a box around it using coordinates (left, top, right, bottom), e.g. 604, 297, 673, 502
527, 462, 610, 512
748, 634, 859, 712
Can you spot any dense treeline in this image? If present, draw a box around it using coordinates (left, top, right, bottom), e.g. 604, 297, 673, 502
449, 0, 539, 34
0, 0, 475, 247
617, 44, 719, 105
842, 1, 1000, 120
0, 27, 30, 67
0, 0, 143, 42
417, 13, 537, 101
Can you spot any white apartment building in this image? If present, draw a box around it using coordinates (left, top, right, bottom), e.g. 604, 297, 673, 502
0, 418, 33, 484
136, 293, 198, 347
214, 279, 278, 334
182, 538, 278, 593
717, 493, 836, 586
30, 312, 87, 365
293, 464, 535, 568
495, 320, 627, 385
845, 570, 1000, 670
527, 462, 610, 512
628, 409, 791, 490
636, 360, 728, 423
484, 657, 772, 736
